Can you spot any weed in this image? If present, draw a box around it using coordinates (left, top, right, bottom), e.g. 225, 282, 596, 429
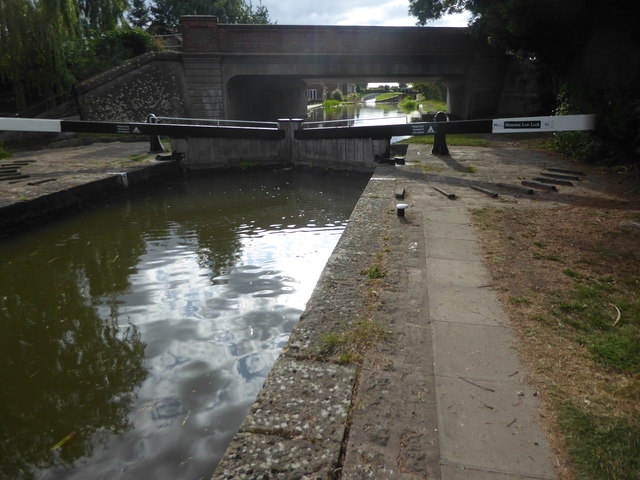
362, 265, 386, 279
0, 143, 11, 160
533, 241, 547, 248
465, 166, 477, 173
318, 318, 391, 363
471, 209, 499, 230
510, 296, 532, 305
128, 153, 149, 162
563, 268, 583, 279
411, 163, 433, 172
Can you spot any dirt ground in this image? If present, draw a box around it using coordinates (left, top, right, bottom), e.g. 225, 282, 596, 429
448, 139, 640, 479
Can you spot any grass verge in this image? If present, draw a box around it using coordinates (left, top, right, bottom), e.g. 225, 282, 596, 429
0, 143, 11, 160
398, 134, 491, 147
471, 206, 640, 480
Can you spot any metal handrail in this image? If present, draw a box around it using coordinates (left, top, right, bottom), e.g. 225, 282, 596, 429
302, 116, 408, 129
154, 116, 279, 129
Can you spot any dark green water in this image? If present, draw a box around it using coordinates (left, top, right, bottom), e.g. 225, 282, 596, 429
0, 168, 369, 479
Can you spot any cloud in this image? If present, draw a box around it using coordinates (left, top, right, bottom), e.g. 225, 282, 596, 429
259, 0, 469, 27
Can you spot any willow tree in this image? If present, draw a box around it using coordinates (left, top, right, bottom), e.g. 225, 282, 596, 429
0, 0, 78, 109
0, 0, 127, 110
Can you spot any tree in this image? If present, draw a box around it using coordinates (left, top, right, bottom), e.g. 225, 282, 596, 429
0, 0, 79, 109
78, 0, 128, 33
413, 81, 446, 102
128, 0, 151, 29
408, 0, 640, 161
150, 0, 270, 30
0, 0, 129, 110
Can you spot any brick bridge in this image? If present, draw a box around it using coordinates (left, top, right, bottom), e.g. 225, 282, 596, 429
180, 16, 512, 121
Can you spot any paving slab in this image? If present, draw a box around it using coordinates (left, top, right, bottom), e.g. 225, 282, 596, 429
432, 321, 526, 382
427, 283, 507, 327
436, 376, 555, 479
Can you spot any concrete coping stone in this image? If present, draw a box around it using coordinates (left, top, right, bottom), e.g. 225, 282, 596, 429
239, 356, 356, 444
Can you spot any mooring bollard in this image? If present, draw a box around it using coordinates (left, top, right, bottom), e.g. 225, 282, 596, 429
147, 114, 166, 154
396, 203, 409, 217
431, 111, 449, 156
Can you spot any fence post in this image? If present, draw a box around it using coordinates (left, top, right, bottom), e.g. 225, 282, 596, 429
147, 114, 166, 154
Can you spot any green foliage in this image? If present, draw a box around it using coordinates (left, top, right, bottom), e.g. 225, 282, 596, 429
553, 278, 640, 373
398, 134, 490, 147
375, 92, 399, 102
127, 0, 151, 28
330, 89, 343, 102
0, 0, 270, 111
413, 81, 446, 102
553, 131, 604, 162
78, 0, 128, 33
408, 0, 467, 24
0, 0, 129, 110
558, 403, 640, 480
362, 265, 386, 279
74, 28, 153, 78
150, 0, 270, 30
0, 143, 11, 160
408, 0, 640, 162
318, 318, 391, 363
399, 97, 417, 113
0, 0, 79, 108
322, 99, 341, 109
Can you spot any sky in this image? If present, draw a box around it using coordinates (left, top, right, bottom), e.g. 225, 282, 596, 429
258, 0, 470, 27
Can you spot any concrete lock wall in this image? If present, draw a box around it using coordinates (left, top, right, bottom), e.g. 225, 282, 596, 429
170, 120, 387, 172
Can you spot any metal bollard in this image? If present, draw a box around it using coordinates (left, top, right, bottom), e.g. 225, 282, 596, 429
431, 111, 449, 156
147, 114, 166, 154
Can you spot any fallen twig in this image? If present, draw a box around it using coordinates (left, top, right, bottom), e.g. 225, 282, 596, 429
457, 376, 495, 392
610, 303, 621, 326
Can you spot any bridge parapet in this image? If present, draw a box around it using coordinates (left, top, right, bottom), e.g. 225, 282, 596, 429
181, 15, 495, 56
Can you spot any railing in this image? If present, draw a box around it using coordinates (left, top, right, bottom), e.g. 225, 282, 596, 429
153, 34, 183, 51
302, 116, 408, 129
154, 116, 279, 129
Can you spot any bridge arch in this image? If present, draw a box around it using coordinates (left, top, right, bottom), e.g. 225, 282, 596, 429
226, 76, 307, 121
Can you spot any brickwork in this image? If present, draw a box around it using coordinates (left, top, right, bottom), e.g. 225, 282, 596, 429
178, 16, 513, 120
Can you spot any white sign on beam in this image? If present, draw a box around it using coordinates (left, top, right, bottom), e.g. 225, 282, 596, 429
492, 114, 596, 134
0, 118, 62, 133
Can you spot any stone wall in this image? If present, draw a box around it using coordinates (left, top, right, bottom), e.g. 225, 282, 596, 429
76, 52, 187, 122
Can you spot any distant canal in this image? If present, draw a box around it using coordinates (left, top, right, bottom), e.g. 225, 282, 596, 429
306, 100, 411, 127
0, 169, 369, 479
